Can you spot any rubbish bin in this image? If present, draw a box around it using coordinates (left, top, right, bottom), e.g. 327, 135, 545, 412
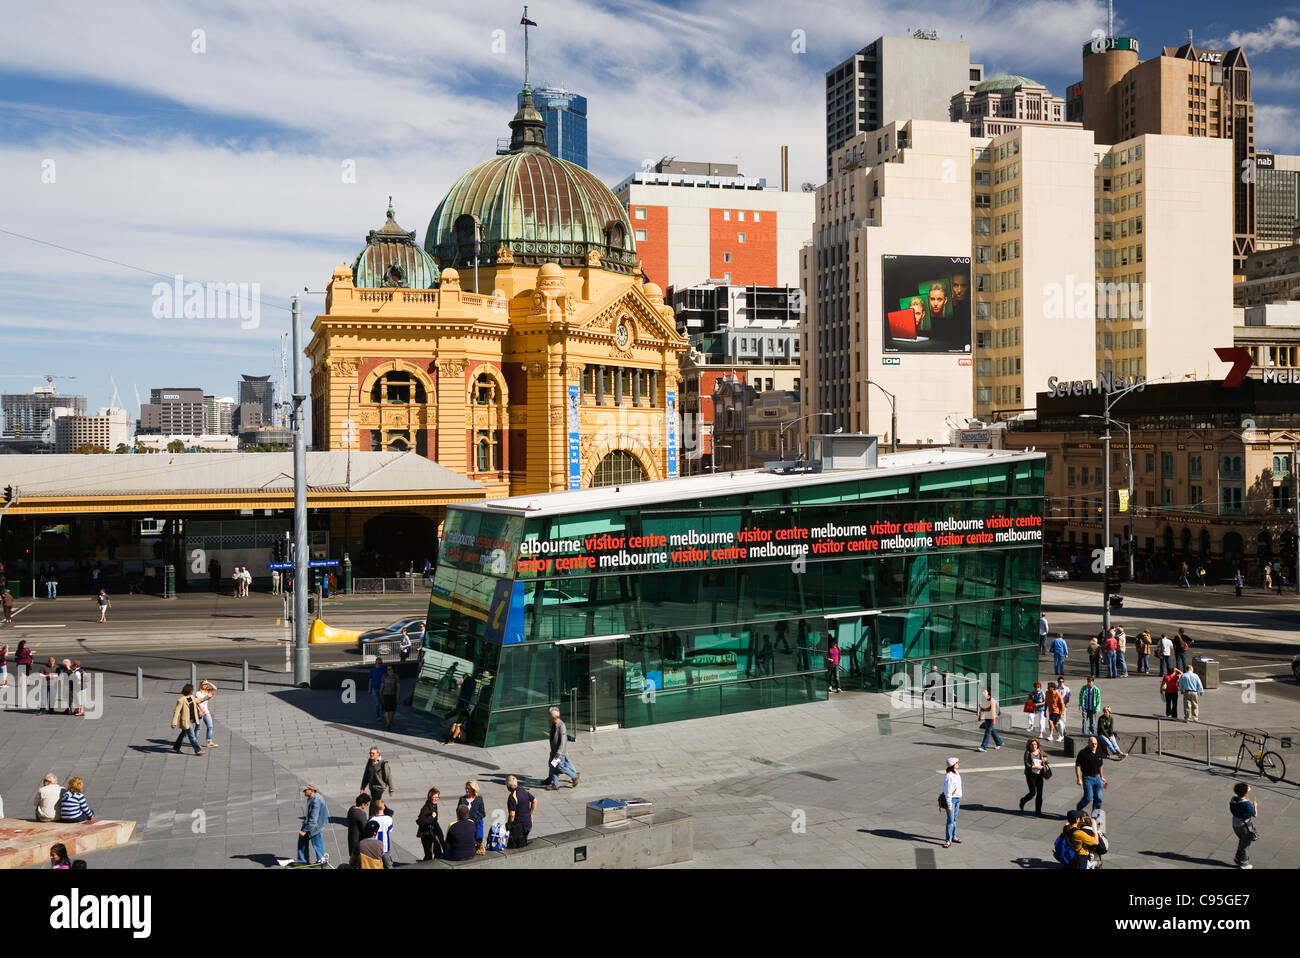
1062, 735, 1076, 758
1193, 656, 1219, 689
586, 798, 627, 827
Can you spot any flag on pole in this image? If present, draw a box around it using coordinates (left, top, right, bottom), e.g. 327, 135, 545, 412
521, 14, 537, 26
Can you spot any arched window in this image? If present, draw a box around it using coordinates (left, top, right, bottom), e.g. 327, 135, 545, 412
603, 220, 626, 249
474, 373, 498, 406
592, 450, 646, 487
475, 430, 499, 472
370, 371, 427, 404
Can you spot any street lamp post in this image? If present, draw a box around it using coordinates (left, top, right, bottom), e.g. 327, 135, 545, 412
711, 443, 732, 475
864, 380, 898, 453
1083, 414, 1136, 584
778, 411, 833, 461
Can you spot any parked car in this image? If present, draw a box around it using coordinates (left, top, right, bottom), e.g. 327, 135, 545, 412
1292, 653, 1300, 683
1041, 560, 1069, 582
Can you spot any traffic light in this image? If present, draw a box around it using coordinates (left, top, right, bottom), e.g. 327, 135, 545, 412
3, 485, 11, 504
1105, 566, 1123, 592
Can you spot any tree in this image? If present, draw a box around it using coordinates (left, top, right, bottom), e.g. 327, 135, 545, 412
166, 439, 187, 453
72, 443, 111, 454
115, 443, 130, 454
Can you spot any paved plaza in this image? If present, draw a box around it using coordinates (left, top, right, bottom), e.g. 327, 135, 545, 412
0, 583, 1296, 869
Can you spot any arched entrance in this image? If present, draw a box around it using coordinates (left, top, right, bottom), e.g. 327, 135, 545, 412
1223, 532, 1244, 574
1257, 530, 1272, 567
361, 512, 439, 576
1199, 529, 1211, 559
591, 450, 648, 487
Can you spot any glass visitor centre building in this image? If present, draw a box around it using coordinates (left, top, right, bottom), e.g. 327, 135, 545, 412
412, 440, 1046, 746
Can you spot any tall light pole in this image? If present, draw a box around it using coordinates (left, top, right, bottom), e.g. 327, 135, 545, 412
1083, 414, 1135, 582
712, 443, 732, 475
291, 296, 310, 686
865, 380, 898, 452
779, 411, 832, 461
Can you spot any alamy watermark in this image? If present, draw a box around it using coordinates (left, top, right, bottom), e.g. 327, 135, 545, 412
1, 671, 105, 718
152, 275, 261, 329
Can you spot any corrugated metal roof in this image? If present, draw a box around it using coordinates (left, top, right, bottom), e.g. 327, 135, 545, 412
1, 451, 483, 497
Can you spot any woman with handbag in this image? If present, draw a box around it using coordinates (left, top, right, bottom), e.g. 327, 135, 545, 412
458, 780, 486, 854
940, 757, 962, 848
416, 787, 444, 861
1018, 737, 1049, 816
1087, 635, 1102, 678
1229, 782, 1258, 869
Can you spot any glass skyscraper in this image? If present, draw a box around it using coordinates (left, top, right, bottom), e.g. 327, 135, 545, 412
520, 87, 588, 168
410, 447, 1044, 746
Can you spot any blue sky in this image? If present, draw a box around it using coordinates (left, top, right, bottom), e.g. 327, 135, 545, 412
1, 0, 1297, 419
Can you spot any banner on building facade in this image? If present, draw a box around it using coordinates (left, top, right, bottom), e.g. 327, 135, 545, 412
567, 384, 581, 489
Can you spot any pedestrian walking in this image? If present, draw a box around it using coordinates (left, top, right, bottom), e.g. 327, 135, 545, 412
1264, 565, 1273, 591
170, 683, 206, 755
1174, 628, 1192, 672
346, 792, 370, 866
1229, 782, 1258, 869
296, 784, 328, 865
1039, 613, 1049, 655
37, 657, 58, 715
399, 628, 412, 663
380, 664, 400, 730
359, 746, 395, 815
271, 569, 281, 595
232, 567, 242, 598
69, 660, 85, 716
1061, 809, 1100, 869
543, 706, 580, 789
1102, 630, 1118, 678
976, 688, 1003, 751
1087, 635, 1101, 678
1137, 628, 1152, 674
826, 636, 841, 692
368, 799, 395, 864
444, 805, 478, 861
242, 567, 252, 596
1050, 633, 1069, 675
1073, 736, 1107, 815
1234, 569, 1244, 598
506, 775, 536, 849
194, 679, 218, 747
368, 656, 385, 721
14, 640, 32, 680
940, 757, 962, 848
46, 569, 58, 600
457, 780, 486, 852
1024, 682, 1047, 736
95, 588, 110, 623
56, 777, 95, 823
1045, 681, 1065, 742
1056, 675, 1071, 711
33, 773, 62, 821
1178, 663, 1205, 722
2, 588, 13, 625
1178, 561, 1190, 589
1097, 706, 1126, 759
1019, 738, 1049, 816
1161, 666, 1182, 718
0, 644, 8, 688
1158, 632, 1173, 675
1115, 627, 1129, 677
1079, 676, 1101, 736
416, 787, 444, 861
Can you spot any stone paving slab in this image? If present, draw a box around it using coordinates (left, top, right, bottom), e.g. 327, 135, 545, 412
0, 818, 135, 868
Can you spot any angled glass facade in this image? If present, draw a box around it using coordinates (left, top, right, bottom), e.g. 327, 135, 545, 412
521, 87, 588, 168
411, 452, 1044, 746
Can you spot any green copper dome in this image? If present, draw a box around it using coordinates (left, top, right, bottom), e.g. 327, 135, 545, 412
973, 74, 1044, 94
424, 87, 637, 275
352, 200, 441, 288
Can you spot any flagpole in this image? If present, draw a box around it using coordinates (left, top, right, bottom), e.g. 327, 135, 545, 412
523, 5, 530, 88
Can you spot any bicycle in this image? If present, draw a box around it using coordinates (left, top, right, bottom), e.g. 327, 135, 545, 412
1233, 729, 1286, 783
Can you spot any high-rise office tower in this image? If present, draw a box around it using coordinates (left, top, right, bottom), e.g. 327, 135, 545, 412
1067, 37, 1256, 271
825, 32, 982, 180
520, 87, 587, 168
239, 374, 274, 427
1255, 152, 1300, 250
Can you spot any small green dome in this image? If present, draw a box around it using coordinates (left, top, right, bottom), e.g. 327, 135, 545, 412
973, 74, 1043, 94
352, 201, 441, 289
424, 87, 637, 275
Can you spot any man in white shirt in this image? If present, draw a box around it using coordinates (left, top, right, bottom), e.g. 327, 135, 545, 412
241, 568, 252, 597
1039, 614, 1049, 655
1115, 628, 1129, 677
1158, 633, 1174, 674
368, 799, 396, 865
33, 773, 62, 821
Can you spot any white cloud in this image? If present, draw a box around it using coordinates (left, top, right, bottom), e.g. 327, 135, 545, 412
1210, 16, 1300, 52
1255, 103, 1300, 154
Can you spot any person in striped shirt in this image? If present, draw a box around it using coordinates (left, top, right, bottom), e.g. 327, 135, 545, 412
56, 777, 95, 823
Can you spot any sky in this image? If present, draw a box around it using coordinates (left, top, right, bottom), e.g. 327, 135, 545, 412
1, 0, 1298, 420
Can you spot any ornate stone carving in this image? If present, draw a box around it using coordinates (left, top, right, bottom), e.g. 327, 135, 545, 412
564, 362, 585, 381
508, 408, 528, 425
526, 362, 550, 380
549, 408, 565, 426
436, 358, 468, 378
586, 249, 601, 267
356, 409, 379, 425
496, 245, 514, 264
330, 358, 361, 377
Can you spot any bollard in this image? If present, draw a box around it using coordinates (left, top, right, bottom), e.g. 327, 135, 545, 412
191, 663, 197, 689
136, 666, 143, 700
1206, 728, 1212, 768
1156, 719, 1162, 756
242, 660, 249, 692
284, 641, 291, 674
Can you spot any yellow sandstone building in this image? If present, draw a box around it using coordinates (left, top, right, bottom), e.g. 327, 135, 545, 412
308, 87, 688, 497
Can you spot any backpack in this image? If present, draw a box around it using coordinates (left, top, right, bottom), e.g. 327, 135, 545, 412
1177, 635, 1189, 652
1052, 833, 1075, 866
486, 820, 509, 852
